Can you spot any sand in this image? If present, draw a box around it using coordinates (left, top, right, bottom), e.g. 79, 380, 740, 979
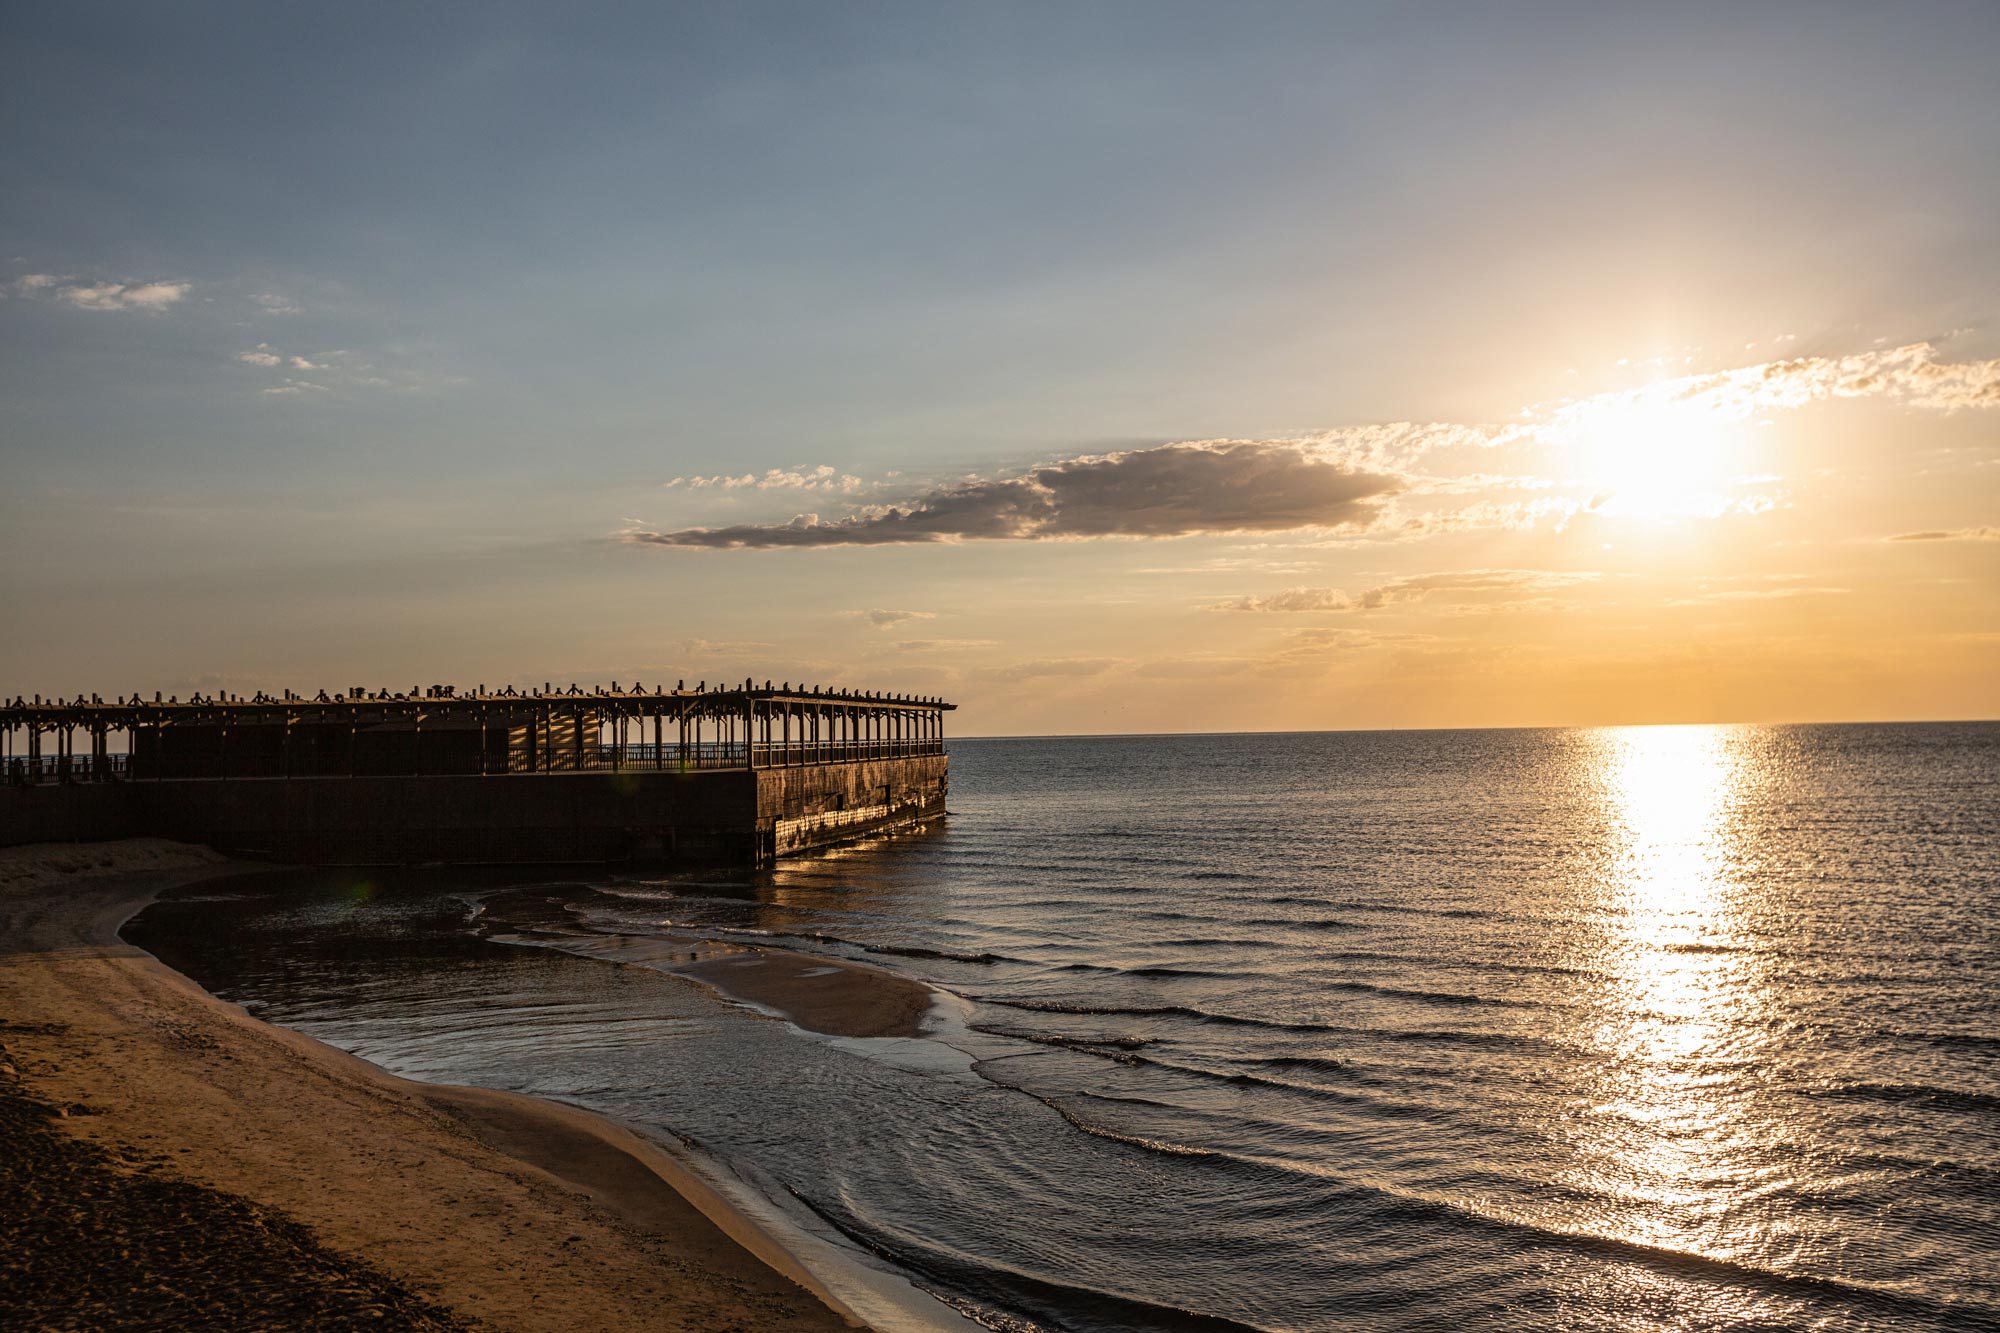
670, 943, 937, 1039
0, 840, 956, 1332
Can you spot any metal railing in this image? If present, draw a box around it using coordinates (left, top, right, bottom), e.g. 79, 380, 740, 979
3, 739, 945, 782
569, 742, 748, 772
6, 754, 131, 785
747, 738, 945, 767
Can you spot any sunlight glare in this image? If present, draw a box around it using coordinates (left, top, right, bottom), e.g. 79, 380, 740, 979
1553, 392, 1751, 520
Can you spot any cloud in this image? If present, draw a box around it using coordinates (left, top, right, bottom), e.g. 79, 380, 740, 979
1543, 342, 2000, 427
3, 272, 189, 308
862, 608, 936, 628
624, 341, 2000, 556
895, 638, 999, 652
3, 273, 189, 310
988, 657, 1122, 681
252, 292, 300, 314
231, 343, 445, 397
1213, 586, 1355, 613
55, 279, 189, 312
665, 465, 863, 493
1280, 627, 1388, 650
1887, 527, 2000, 542
631, 440, 1400, 549
678, 637, 770, 656
1212, 569, 1598, 613
1134, 657, 1259, 679
1666, 586, 1849, 605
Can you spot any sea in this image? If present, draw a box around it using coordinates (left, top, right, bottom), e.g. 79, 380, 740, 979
126, 723, 2000, 1332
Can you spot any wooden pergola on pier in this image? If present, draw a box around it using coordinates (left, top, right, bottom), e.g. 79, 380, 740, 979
1, 680, 954, 784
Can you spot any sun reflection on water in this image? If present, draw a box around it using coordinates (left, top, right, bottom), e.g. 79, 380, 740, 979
1566, 725, 1780, 1261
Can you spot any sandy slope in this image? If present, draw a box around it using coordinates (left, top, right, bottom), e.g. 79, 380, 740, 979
0, 842, 870, 1332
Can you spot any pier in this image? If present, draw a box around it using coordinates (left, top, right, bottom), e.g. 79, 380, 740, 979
0, 681, 952, 865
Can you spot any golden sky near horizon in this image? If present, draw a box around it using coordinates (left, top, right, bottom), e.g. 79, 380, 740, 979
3, 7, 1997, 735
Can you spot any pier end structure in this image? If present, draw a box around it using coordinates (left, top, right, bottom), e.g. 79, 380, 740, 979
0, 682, 952, 865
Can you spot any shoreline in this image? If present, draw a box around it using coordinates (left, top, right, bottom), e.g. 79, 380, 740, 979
0, 840, 974, 1332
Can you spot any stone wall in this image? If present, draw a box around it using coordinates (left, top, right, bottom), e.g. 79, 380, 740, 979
0, 754, 948, 866
755, 755, 949, 858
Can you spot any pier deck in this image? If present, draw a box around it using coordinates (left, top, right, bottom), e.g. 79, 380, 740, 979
0, 681, 953, 865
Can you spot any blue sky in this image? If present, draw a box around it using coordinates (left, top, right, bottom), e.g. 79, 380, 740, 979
5, 3, 1998, 732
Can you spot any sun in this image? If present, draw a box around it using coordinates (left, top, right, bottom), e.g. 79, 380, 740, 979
1551, 392, 1751, 520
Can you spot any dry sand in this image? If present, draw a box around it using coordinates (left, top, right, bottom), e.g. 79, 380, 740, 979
0, 840, 953, 1332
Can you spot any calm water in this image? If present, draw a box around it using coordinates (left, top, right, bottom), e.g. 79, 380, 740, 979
129, 724, 2000, 1331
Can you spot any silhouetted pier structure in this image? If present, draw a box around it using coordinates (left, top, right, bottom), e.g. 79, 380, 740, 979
1, 681, 952, 865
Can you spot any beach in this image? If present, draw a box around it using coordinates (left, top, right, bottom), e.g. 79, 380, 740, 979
0, 839, 943, 1332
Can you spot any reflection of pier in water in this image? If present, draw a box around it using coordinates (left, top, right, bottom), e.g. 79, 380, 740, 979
0, 681, 952, 866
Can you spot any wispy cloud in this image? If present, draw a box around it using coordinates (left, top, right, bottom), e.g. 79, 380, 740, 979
987, 657, 1122, 681
1134, 657, 1259, 679
896, 638, 999, 652
232, 342, 446, 397
5, 273, 189, 311
625, 342, 2000, 555
252, 292, 301, 314
678, 637, 770, 656
860, 608, 936, 628
631, 440, 1400, 549
1212, 569, 1598, 613
66, 280, 189, 311
1540, 341, 2000, 429
1887, 526, 2000, 542
1666, 585, 1849, 605
665, 465, 863, 493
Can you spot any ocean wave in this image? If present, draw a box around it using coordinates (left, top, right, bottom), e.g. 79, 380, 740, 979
791, 1186, 1278, 1333
1911, 1031, 2000, 1054
1134, 1053, 1390, 1097
971, 996, 1571, 1053
1116, 964, 1251, 980
976, 996, 1344, 1034
835, 938, 1024, 966
978, 1089, 1972, 1328
1319, 978, 1538, 1009
1807, 1082, 2000, 1116
968, 1025, 1152, 1061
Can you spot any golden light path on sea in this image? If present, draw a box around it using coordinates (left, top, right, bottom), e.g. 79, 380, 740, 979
1561, 725, 1794, 1274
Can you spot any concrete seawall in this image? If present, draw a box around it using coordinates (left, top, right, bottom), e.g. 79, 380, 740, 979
0, 755, 948, 865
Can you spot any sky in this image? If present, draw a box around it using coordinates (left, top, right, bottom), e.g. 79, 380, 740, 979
3, 1, 1997, 736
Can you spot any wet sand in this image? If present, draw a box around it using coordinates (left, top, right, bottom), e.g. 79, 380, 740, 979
0, 841, 890, 1332
670, 942, 937, 1039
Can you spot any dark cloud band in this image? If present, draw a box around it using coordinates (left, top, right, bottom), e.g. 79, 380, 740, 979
627, 441, 1400, 549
